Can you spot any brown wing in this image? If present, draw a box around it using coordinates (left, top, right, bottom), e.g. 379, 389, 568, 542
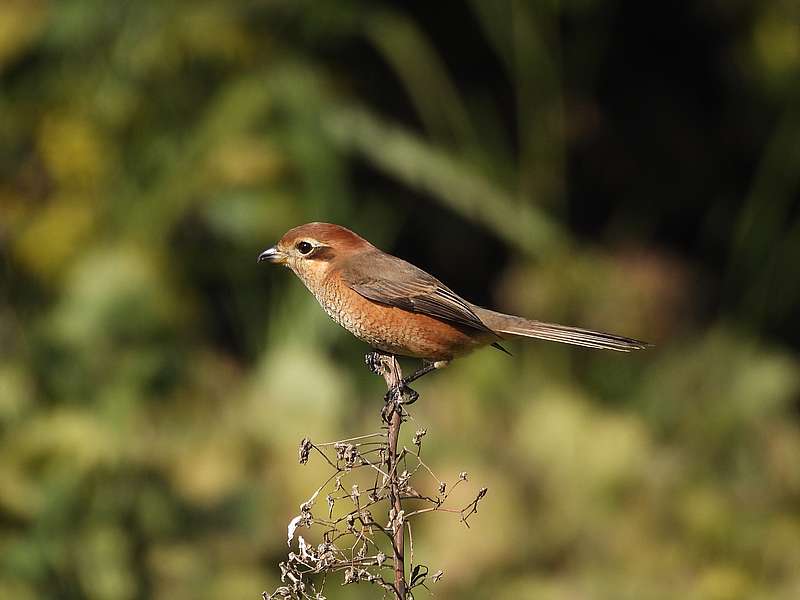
339, 249, 497, 335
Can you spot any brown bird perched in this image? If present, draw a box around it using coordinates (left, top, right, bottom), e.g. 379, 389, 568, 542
259, 222, 648, 399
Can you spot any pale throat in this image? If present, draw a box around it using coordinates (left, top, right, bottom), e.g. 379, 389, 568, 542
291, 260, 355, 333
290, 260, 331, 296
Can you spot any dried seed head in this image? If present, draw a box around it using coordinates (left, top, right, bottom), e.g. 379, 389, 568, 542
334, 442, 346, 460
335, 442, 359, 467
412, 428, 427, 445
298, 437, 312, 465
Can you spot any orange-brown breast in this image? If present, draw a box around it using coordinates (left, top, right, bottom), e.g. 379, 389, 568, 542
315, 271, 492, 361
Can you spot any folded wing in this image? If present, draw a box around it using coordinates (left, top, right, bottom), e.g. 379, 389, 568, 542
340, 250, 497, 335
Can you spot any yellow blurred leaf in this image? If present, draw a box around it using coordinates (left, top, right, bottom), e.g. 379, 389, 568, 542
148, 543, 205, 600
38, 115, 110, 190
0, 462, 41, 520
11, 409, 120, 472
13, 197, 94, 280
77, 526, 136, 600
0, 0, 47, 71
516, 386, 651, 498
207, 137, 284, 186
754, 11, 800, 78
171, 436, 245, 506
696, 564, 753, 600
0, 579, 36, 600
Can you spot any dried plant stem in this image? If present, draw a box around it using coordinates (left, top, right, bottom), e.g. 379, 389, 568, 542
265, 352, 488, 600
374, 354, 407, 599
388, 405, 406, 598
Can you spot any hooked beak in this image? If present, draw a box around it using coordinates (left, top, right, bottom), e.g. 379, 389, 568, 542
257, 246, 286, 264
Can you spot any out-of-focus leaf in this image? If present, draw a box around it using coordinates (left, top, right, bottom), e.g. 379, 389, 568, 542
13, 198, 95, 281
76, 526, 136, 600
0, 1, 47, 71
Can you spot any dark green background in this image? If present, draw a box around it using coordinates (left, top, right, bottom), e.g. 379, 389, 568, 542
1, 1, 799, 599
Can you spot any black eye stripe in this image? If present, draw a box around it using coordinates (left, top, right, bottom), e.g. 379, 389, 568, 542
308, 246, 335, 261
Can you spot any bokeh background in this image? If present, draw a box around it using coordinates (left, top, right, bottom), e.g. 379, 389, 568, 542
2, 1, 800, 599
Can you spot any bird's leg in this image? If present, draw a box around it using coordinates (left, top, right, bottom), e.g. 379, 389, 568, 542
388, 360, 449, 408
403, 360, 450, 386
385, 360, 450, 408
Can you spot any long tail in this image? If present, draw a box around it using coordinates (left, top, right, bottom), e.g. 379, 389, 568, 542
472, 306, 650, 352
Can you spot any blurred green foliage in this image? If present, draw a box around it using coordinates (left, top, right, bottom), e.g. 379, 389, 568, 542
1, 1, 799, 599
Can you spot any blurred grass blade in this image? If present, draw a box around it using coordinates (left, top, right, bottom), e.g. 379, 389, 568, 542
364, 11, 475, 146
470, 0, 566, 205
727, 99, 800, 322
324, 105, 566, 257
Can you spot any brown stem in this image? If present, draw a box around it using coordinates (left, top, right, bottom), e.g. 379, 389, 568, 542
388, 402, 405, 598
372, 354, 407, 600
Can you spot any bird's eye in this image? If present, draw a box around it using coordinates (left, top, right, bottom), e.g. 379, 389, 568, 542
296, 241, 313, 255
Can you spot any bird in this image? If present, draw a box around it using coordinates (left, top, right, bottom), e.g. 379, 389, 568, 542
259, 222, 649, 397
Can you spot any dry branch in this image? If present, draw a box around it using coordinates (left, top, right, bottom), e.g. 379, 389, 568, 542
263, 353, 488, 600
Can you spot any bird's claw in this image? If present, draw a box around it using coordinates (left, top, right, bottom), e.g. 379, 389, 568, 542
364, 351, 385, 376
381, 382, 418, 422
365, 351, 417, 421
385, 379, 419, 404
382, 383, 417, 422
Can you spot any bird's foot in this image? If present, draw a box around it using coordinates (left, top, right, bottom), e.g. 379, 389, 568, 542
365, 351, 416, 421
381, 382, 417, 422
385, 382, 419, 405
364, 351, 388, 376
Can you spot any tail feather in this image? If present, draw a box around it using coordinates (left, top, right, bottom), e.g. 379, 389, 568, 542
473, 306, 650, 352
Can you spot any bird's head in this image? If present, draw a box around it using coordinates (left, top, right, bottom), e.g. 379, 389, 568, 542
258, 222, 374, 286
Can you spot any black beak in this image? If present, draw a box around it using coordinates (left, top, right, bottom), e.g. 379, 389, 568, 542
258, 246, 283, 264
